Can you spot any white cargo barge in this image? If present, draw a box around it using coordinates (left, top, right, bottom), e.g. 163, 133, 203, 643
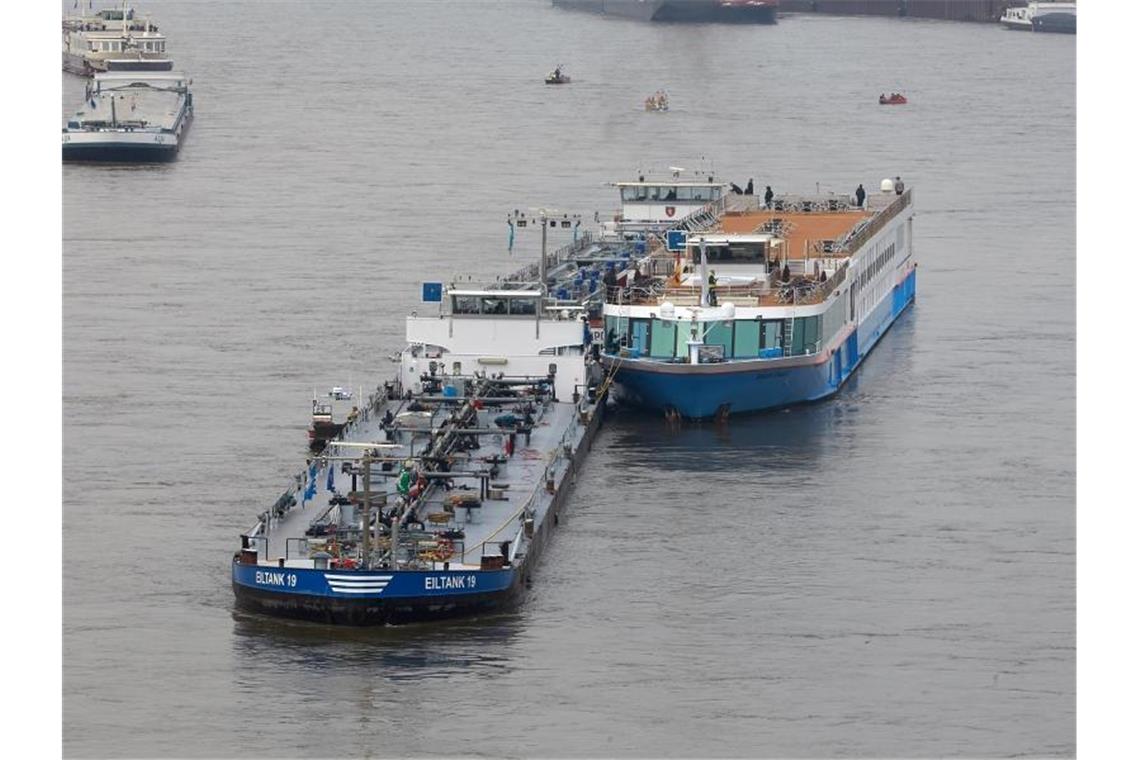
62, 71, 193, 162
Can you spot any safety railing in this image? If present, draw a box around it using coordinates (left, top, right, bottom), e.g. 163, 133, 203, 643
833, 188, 911, 254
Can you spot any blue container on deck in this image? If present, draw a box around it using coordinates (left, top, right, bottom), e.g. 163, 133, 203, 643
442, 385, 458, 398
557, 287, 569, 300
634, 241, 646, 254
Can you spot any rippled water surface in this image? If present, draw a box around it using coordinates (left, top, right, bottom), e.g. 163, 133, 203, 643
63, 1, 1074, 756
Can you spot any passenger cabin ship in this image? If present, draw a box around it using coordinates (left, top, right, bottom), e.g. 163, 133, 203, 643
63, 6, 171, 74
599, 177, 916, 418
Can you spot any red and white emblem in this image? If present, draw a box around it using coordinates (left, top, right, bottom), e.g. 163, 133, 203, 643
665, 206, 676, 217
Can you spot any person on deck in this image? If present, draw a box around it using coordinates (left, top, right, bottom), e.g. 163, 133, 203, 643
744, 179, 754, 195
894, 176, 905, 195
781, 263, 791, 282
707, 271, 718, 307
764, 186, 774, 208
855, 183, 866, 208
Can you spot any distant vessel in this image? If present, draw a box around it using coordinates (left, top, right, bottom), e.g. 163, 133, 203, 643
879, 93, 907, 105
1000, 2, 1076, 33
552, 0, 778, 24
598, 173, 916, 419
62, 71, 193, 162
62, 5, 172, 75
645, 90, 669, 111
545, 65, 571, 84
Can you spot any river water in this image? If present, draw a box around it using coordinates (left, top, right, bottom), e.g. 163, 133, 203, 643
63, 1, 1075, 756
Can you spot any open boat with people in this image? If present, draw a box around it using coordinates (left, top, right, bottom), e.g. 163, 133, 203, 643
645, 90, 669, 111
879, 93, 907, 105
545, 66, 571, 85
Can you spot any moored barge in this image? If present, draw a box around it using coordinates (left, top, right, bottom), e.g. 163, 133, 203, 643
62, 71, 193, 162
232, 219, 631, 625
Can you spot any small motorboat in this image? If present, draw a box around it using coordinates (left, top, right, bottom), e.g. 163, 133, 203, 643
545, 67, 570, 85
645, 90, 669, 112
879, 93, 908, 105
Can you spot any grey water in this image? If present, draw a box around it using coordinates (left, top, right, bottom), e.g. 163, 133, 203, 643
62, 1, 1075, 756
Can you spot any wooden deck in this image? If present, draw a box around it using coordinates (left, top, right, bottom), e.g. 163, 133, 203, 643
717, 208, 871, 261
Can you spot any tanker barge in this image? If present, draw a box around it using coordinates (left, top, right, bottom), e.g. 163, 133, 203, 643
232, 215, 643, 625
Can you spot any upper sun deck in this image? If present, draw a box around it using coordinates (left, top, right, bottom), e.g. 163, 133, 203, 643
605, 188, 913, 309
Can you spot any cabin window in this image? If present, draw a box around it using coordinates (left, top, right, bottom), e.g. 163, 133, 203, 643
630, 319, 650, 356
691, 187, 709, 202
734, 320, 761, 358
507, 298, 535, 315
673, 186, 692, 201
675, 323, 696, 357
604, 314, 626, 352
796, 316, 820, 355
650, 320, 676, 358
480, 297, 508, 315
705, 322, 733, 358
760, 320, 783, 354
452, 296, 479, 315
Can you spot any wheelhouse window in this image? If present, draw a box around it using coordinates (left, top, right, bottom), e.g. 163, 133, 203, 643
507, 298, 535, 315
452, 296, 479, 314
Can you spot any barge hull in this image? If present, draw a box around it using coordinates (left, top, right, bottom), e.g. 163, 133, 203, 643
232, 398, 606, 626
62, 143, 179, 162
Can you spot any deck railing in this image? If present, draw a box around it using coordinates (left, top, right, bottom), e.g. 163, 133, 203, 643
834, 188, 911, 254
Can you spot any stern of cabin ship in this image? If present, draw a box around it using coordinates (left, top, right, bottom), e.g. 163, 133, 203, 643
609, 356, 836, 419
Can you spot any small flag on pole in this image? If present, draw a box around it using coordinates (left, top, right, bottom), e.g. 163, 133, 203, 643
507, 219, 515, 254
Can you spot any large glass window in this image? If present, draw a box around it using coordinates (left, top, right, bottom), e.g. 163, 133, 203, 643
675, 322, 696, 357
674, 186, 693, 201
760, 320, 783, 357
650, 320, 677, 358
507, 298, 535, 315
630, 319, 650, 356
604, 315, 625, 352
705, 322, 733, 358
481, 297, 507, 315
791, 320, 806, 355
734, 320, 760, 358
797, 316, 820, 354
453, 296, 479, 314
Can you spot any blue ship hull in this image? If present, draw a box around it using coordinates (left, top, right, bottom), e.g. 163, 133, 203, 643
232, 562, 521, 625
610, 268, 916, 418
